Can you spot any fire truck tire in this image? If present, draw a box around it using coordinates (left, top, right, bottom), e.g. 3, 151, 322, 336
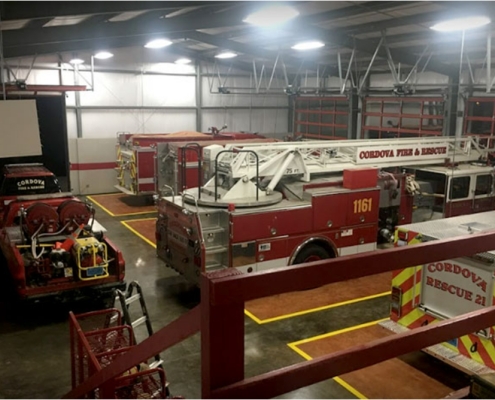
293, 244, 333, 264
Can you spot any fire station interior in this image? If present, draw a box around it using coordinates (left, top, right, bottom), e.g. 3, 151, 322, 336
3, 1, 495, 399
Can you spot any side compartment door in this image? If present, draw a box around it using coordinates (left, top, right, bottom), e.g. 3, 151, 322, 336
136, 147, 156, 194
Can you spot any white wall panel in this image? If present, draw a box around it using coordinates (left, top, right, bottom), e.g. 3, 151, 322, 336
77, 170, 117, 195
368, 72, 449, 89
201, 109, 288, 136
301, 76, 350, 90
139, 110, 196, 133
142, 75, 196, 106
81, 110, 196, 138
79, 72, 142, 106
69, 170, 80, 194
62, 69, 76, 106
15, 68, 60, 85
202, 77, 288, 107
66, 110, 78, 139
69, 138, 118, 195
460, 68, 495, 86
17, 54, 59, 68
75, 138, 117, 163
68, 139, 80, 193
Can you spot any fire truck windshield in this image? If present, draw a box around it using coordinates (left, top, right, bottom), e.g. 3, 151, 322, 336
414, 170, 446, 216
415, 170, 446, 198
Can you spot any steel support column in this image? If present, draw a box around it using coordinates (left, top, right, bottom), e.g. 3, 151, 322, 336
288, 94, 294, 135
447, 70, 460, 137
73, 66, 83, 138
487, 34, 491, 93
196, 60, 202, 132
348, 87, 359, 139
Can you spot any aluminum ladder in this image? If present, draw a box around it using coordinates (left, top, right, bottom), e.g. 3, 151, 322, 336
113, 281, 167, 373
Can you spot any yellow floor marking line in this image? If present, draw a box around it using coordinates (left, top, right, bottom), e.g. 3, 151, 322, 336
289, 317, 388, 347
286, 319, 388, 399
86, 195, 157, 217
334, 377, 367, 399
123, 217, 157, 223
245, 291, 391, 325
121, 221, 157, 249
244, 309, 264, 324
86, 195, 116, 217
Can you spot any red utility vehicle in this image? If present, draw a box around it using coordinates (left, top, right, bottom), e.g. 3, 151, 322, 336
0, 164, 125, 303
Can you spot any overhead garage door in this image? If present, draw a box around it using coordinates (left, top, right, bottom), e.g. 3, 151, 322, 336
463, 97, 495, 149
294, 96, 349, 140
361, 97, 445, 139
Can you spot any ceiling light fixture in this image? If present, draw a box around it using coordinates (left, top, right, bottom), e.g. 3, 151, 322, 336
94, 51, 114, 60
291, 41, 325, 51
215, 52, 237, 59
430, 16, 491, 32
69, 58, 84, 65
175, 58, 192, 65
144, 38, 173, 49
243, 5, 299, 27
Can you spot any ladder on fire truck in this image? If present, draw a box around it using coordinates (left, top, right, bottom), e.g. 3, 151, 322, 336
188, 136, 490, 207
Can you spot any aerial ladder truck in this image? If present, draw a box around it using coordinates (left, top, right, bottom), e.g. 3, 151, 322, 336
155, 136, 495, 285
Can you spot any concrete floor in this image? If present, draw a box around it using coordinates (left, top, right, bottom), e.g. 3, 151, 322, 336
0, 198, 468, 399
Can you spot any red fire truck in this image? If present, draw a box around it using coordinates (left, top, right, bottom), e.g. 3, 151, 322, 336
116, 128, 264, 196
156, 136, 495, 285
384, 211, 495, 375
155, 138, 279, 196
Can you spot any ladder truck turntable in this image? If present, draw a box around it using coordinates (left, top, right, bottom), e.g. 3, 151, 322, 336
156, 136, 495, 284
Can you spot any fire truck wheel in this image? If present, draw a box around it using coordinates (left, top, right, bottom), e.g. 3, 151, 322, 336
293, 244, 333, 264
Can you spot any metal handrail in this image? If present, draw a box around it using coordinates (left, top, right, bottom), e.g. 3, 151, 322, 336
159, 184, 175, 199
181, 191, 199, 211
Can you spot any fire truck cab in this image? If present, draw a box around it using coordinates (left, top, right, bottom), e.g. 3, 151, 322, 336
413, 164, 495, 222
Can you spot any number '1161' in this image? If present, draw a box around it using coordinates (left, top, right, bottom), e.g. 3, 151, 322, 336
353, 198, 372, 213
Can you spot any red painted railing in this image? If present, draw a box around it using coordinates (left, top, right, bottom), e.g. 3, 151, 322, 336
64, 229, 495, 399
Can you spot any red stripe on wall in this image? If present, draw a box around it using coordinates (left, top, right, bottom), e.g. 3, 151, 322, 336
70, 162, 116, 171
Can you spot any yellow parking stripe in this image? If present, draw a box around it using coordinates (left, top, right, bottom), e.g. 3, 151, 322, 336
287, 319, 389, 399
245, 292, 391, 325
121, 221, 156, 249
86, 195, 117, 217
289, 318, 388, 347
